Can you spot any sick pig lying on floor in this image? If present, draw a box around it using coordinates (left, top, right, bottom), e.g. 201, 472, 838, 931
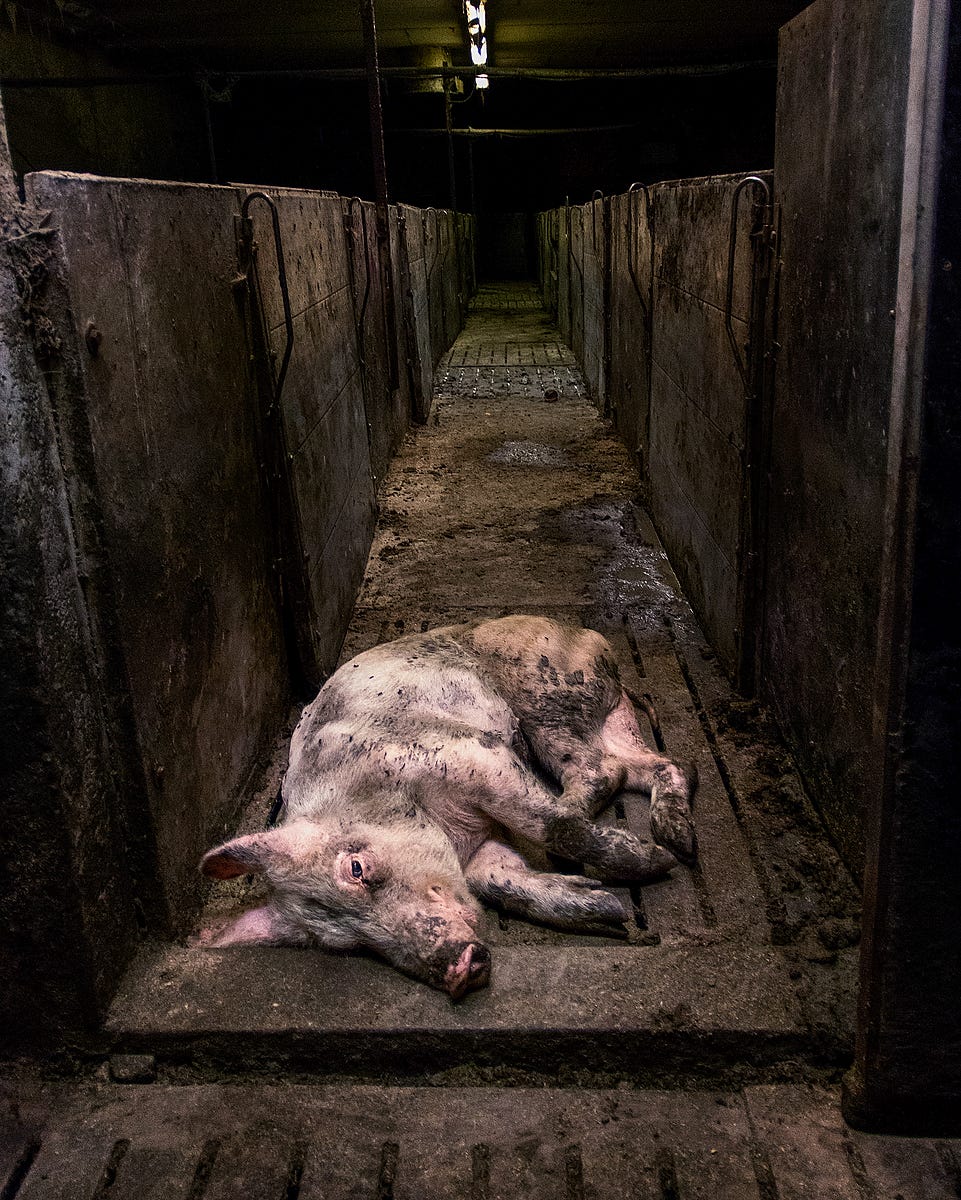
200, 615, 697, 999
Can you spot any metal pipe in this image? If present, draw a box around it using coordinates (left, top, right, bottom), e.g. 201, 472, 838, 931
360, 0, 389, 208
0, 60, 774, 88
724, 174, 772, 391
388, 123, 641, 138
444, 77, 457, 211
359, 0, 399, 389
239, 190, 294, 403
626, 181, 652, 316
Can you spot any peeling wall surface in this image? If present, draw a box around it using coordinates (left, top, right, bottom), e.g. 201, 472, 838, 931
25, 173, 292, 933
7, 171, 467, 1015
242, 185, 380, 687
1, 140, 144, 1039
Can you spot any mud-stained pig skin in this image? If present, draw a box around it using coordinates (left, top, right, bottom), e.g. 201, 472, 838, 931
200, 615, 696, 998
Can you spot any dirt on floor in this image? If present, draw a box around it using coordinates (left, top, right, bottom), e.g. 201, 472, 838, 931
198, 281, 860, 1048
4, 281, 948, 1200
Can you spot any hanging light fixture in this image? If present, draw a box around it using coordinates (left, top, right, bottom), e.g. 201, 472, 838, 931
464, 0, 489, 89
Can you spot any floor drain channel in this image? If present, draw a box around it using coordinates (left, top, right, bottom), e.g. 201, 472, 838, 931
376, 1141, 399, 1200
186, 1139, 221, 1200
0, 1141, 40, 1200
90, 1139, 130, 1200
471, 1144, 491, 1200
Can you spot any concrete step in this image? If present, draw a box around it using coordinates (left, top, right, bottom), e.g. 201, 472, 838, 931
5, 1082, 960, 1199
103, 940, 823, 1082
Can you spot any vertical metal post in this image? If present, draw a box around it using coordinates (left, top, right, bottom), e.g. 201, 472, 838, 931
445, 75, 458, 212
360, 0, 399, 389
198, 80, 219, 184
360, 0, 389, 210
467, 136, 476, 218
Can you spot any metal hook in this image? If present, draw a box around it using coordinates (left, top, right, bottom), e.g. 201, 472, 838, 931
725, 175, 772, 391
590, 189, 604, 254
240, 190, 294, 403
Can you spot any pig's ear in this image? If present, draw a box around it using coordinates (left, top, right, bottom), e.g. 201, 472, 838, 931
201, 832, 274, 879
195, 903, 309, 947
200, 820, 326, 879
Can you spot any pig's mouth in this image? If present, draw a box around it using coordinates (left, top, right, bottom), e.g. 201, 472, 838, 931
443, 941, 492, 1000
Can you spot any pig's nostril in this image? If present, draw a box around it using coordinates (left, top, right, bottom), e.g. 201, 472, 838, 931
443, 942, 492, 998
467, 943, 491, 977
470, 943, 490, 965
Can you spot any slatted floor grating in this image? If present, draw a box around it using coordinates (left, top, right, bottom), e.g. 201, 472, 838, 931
5, 1083, 961, 1199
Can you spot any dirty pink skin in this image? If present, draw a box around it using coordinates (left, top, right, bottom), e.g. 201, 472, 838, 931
200, 616, 696, 999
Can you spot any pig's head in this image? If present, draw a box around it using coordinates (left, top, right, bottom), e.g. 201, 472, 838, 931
199, 818, 490, 999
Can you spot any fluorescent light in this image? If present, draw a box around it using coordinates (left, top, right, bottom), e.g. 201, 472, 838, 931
464, 0, 489, 89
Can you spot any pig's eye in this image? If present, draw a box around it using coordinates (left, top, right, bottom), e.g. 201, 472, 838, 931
350, 859, 364, 880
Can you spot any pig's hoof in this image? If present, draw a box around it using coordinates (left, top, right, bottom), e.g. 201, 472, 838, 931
651, 804, 697, 866
564, 875, 610, 891
647, 843, 679, 877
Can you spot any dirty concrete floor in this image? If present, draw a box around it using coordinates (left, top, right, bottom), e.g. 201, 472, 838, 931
7, 283, 945, 1198
6, 1079, 961, 1199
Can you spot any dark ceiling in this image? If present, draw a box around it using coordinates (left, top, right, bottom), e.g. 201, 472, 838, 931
70, 1, 808, 72
0, 1, 813, 212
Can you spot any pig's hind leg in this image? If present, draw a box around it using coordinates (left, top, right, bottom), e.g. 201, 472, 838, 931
600, 693, 697, 864
456, 736, 675, 883
524, 695, 697, 866
465, 839, 630, 934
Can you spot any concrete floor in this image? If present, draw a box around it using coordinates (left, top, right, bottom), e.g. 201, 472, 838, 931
7, 283, 956, 1198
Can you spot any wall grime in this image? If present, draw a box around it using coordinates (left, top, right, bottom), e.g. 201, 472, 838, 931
539, 171, 769, 681
534, 124, 918, 894
3, 168, 470, 1038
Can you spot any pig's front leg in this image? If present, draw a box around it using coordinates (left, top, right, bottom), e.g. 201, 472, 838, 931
465, 840, 630, 934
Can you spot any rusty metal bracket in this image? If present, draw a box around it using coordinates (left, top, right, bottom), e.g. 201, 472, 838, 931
344, 196, 372, 332
238, 190, 295, 405
566, 204, 585, 283
725, 175, 772, 391
626, 181, 652, 318
423, 207, 442, 287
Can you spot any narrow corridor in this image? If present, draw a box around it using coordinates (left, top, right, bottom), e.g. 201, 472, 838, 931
7, 286, 960, 1200
343, 281, 854, 960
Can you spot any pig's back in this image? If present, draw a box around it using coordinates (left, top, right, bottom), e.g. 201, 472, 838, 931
283, 627, 519, 815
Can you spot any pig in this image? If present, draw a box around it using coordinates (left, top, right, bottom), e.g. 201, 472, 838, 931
200, 615, 696, 999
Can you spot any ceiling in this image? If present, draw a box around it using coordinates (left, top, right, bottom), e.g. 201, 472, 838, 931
74, 1, 809, 73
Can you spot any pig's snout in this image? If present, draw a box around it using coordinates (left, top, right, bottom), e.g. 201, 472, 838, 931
444, 942, 491, 1000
